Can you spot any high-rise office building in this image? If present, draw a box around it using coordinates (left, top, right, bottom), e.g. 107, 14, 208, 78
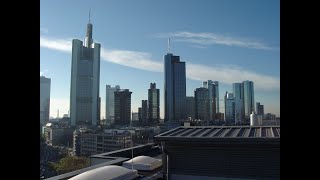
242, 81, 255, 122
256, 102, 264, 117
224, 92, 235, 125
214, 81, 219, 114
203, 80, 219, 120
195, 87, 210, 120
114, 89, 132, 126
70, 18, 101, 127
40, 76, 51, 125
148, 83, 160, 125
138, 108, 142, 123
140, 100, 148, 125
164, 53, 186, 122
185, 96, 195, 120
106, 85, 120, 124
233, 83, 243, 124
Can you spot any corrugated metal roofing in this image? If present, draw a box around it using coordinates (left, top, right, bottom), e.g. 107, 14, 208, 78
155, 126, 280, 138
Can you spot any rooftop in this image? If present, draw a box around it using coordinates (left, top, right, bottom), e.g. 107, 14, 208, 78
154, 126, 280, 144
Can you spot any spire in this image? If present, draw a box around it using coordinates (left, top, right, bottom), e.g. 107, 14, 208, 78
85, 9, 93, 47
89, 8, 91, 23
167, 38, 171, 53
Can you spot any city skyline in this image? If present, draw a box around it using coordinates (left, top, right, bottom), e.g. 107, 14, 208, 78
40, 0, 280, 119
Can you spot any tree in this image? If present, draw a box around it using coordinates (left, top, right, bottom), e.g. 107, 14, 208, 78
52, 156, 89, 174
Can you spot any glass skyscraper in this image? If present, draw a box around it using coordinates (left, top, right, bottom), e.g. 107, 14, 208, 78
214, 81, 219, 113
70, 19, 101, 127
148, 83, 160, 125
164, 53, 186, 122
185, 96, 195, 120
224, 91, 235, 125
195, 87, 210, 120
203, 80, 219, 120
40, 76, 51, 125
140, 100, 148, 125
233, 83, 243, 124
106, 85, 120, 124
114, 89, 132, 126
242, 80, 255, 121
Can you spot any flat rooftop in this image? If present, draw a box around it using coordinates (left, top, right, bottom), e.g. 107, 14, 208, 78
154, 126, 280, 144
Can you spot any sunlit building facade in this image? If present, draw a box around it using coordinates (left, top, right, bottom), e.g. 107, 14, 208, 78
40, 76, 51, 125
106, 85, 120, 124
70, 20, 101, 127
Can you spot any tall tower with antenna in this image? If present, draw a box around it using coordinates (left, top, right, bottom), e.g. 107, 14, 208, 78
70, 9, 101, 127
164, 39, 186, 122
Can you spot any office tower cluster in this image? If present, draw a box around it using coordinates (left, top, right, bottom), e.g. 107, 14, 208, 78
224, 80, 256, 125
48, 16, 266, 130
137, 83, 160, 126
190, 80, 222, 125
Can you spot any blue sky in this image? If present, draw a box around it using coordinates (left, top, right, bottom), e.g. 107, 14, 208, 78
40, 0, 280, 119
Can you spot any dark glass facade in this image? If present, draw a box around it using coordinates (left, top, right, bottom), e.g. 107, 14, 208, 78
195, 87, 210, 120
164, 53, 186, 122
114, 89, 132, 126
148, 83, 160, 125
242, 81, 255, 121
185, 96, 195, 120
140, 100, 148, 125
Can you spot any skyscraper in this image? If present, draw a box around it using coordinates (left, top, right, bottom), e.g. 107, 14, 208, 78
242, 80, 255, 122
106, 85, 120, 124
40, 76, 51, 125
214, 81, 219, 114
114, 89, 132, 126
70, 18, 101, 127
233, 83, 243, 124
256, 102, 264, 117
148, 83, 160, 125
224, 91, 235, 125
185, 96, 195, 120
203, 80, 219, 120
195, 87, 210, 120
164, 53, 186, 122
140, 100, 148, 125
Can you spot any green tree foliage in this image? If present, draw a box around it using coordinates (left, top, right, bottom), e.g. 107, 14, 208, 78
52, 156, 89, 174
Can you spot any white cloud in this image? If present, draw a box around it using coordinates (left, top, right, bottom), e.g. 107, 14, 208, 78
40, 36, 72, 52
101, 49, 162, 72
40, 36, 279, 91
154, 31, 278, 50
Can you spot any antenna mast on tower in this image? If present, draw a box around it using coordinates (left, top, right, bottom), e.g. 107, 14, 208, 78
167, 38, 171, 53
89, 8, 91, 23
